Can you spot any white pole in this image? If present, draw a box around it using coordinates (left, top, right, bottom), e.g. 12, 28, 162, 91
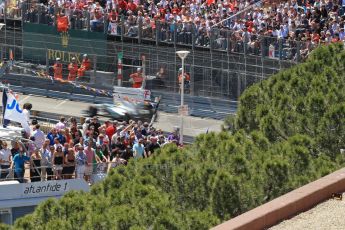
141, 55, 146, 90
117, 52, 123, 86
180, 57, 184, 146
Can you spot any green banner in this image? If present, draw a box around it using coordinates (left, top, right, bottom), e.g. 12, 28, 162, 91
117, 52, 123, 60
22, 23, 107, 68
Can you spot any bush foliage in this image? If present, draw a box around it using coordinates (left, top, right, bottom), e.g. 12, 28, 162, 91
13, 44, 345, 229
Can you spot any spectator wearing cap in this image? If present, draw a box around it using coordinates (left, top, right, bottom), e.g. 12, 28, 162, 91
132, 138, 147, 159
53, 57, 63, 80
97, 133, 109, 146
77, 54, 91, 78
129, 67, 144, 88
68, 57, 78, 81
75, 144, 88, 180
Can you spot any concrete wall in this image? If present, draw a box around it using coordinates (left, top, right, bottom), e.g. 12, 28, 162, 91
212, 167, 345, 230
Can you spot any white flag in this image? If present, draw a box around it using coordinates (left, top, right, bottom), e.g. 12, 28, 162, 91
109, 22, 118, 35
4, 92, 31, 134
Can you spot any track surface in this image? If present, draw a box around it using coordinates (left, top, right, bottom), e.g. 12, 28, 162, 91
0, 93, 223, 137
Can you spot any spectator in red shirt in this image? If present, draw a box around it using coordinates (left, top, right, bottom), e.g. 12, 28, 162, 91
129, 68, 144, 88
127, 0, 137, 13
157, 3, 166, 19
106, 120, 117, 141
118, 0, 128, 12
108, 8, 118, 22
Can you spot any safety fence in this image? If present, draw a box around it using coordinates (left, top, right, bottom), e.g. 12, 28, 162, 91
0, 161, 119, 185
0, 74, 237, 120
18, 14, 312, 62
0, 0, 315, 63
0, 29, 296, 100
0, 0, 313, 63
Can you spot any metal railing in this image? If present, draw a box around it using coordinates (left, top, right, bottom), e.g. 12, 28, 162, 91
19, 13, 313, 61
0, 1, 316, 62
0, 161, 122, 185
0, 30, 297, 101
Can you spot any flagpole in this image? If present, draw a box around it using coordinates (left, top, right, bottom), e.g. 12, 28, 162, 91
2, 88, 7, 127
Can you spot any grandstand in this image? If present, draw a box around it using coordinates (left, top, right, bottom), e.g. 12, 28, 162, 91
0, 0, 311, 102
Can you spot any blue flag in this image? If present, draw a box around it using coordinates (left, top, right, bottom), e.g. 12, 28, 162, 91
2, 89, 10, 127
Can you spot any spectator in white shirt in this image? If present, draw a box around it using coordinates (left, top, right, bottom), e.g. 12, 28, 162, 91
32, 124, 46, 149
0, 142, 12, 179
22, 103, 32, 124
82, 119, 91, 137
55, 117, 66, 131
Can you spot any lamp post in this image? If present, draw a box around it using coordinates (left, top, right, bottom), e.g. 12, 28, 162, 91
176, 50, 190, 146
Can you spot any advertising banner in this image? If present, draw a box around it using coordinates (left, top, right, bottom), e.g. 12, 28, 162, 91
22, 23, 107, 68
113, 86, 151, 103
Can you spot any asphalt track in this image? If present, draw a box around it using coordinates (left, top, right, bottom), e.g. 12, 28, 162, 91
0, 93, 223, 137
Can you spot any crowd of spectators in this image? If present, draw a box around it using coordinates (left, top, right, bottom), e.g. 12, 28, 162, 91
2, 0, 345, 59
0, 116, 179, 184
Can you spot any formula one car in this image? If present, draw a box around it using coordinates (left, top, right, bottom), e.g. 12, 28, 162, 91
83, 101, 156, 122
